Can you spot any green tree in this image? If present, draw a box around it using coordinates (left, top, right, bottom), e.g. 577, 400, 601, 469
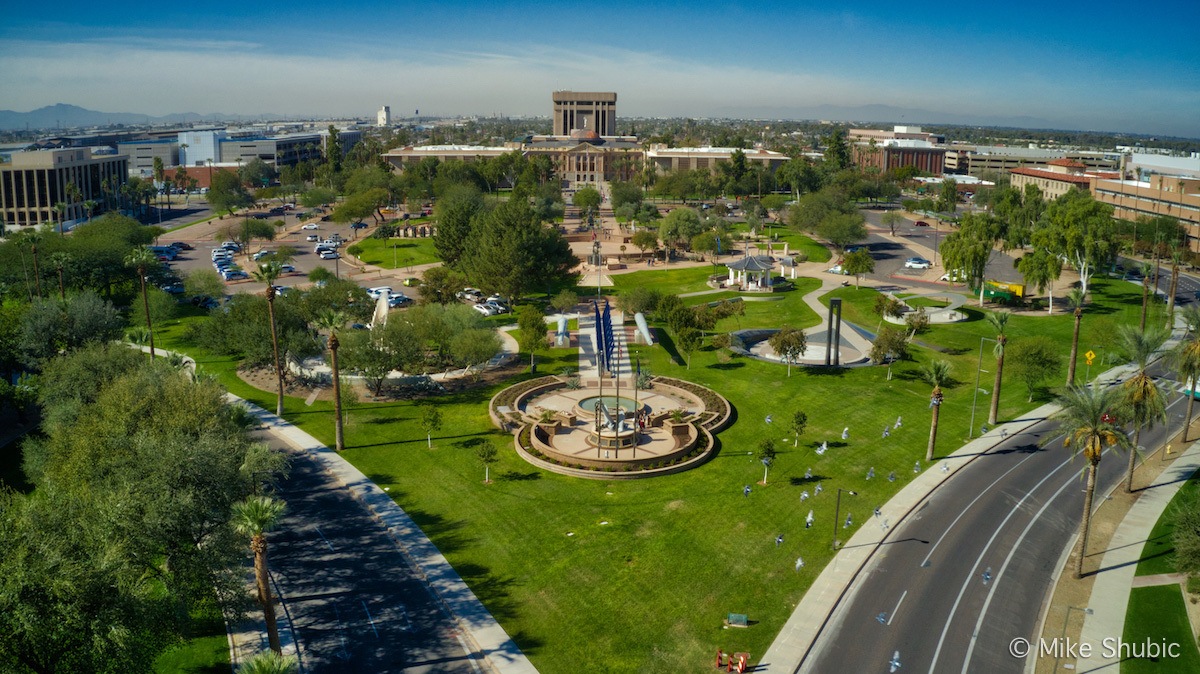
823, 129, 852, 173
1114, 324, 1169, 493
985, 311, 1010, 425
940, 212, 1000, 303
252, 261, 286, 416
461, 197, 577, 303
922, 360, 952, 461
232, 496, 287, 655
609, 180, 643, 210
550, 289, 579, 315
450, 329, 502, 379
677, 326, 701, 369
125, 246, 159, 359
1052, 385, 1129, 578
1170, 328, 1200, 442
870, 326, 910, 380
659, 207, 704, 259
313, 309, 347, 451
757, 438, 777, 485
873, 294, 905, 332
477, 440, 499, 484
419, 266, 466, 305
1008, 336, 1062, 402
1017, 248, 1064, 312
299, 187, 337, 209
48, 251, 72, 300
573, 186, 602, 219
208, 170, 254, 216
1034, 189, 1117, 298
420, 403, 442, 448
842, 249, 874, 288
516, 305, 547, 368
768, 325, 808, 377
631, 229, 659, 261
789, 410, 808, 448
818, 211, 867, 253
937, 178, 958, 213
881, 211, 905, 236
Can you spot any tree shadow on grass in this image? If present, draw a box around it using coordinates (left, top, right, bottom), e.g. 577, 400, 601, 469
403, 507, 474, 556
789, 474, 827, 486
801, 365, 848, 377
454, 562, 523, 622
366, 472, 399, 485
497, 470, 541, 482
708, 361, 745, 370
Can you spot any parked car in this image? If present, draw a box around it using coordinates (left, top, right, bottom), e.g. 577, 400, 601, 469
456, 287, 484, 301
319, 250, 340, 260
158, 282, 185, 295
402, 277, 421, 287
279, 264, 296, 273
914, 220, 930, 227
220, 241, 240, 251
939, 270, 966, 283
301, 223, 320, 230
272, 285, 290, 296
319, 239, 341, 248
252, 250, 273, 261
387, 295, 412, 308
191, 295, 219, 309
472, 302, 497, 316
366, 286, 393, 300
485, 294, 508, 306
904, 257, 933, 270
306, 234, 319, 241
222, 270, 248, 281
827, 264, 849, 275
484, 300, 509, 314
168, 241, 193, 251
845, 245, 867, 254
350, 222, 368, 230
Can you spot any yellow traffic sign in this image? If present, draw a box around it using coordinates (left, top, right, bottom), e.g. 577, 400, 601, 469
1085, 350, 1096, 361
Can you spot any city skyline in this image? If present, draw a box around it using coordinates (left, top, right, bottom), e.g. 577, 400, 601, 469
2, 1, 1199, 138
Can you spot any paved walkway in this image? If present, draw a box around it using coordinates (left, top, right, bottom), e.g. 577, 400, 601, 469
1074, 441, 1200, 672
228, 393, 538, 674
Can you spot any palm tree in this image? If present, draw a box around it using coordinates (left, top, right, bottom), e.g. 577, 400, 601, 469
232, 496, 287, 655
82, 199, 97, 222
49, 252, 72, 300
125, 246, 159, 358
53, 201, 68, 234
1066, 288, 1086, 386
1167, 244, 1184, 319
1114, 324, 1169, 492
1180, 305, 1200, 336
986, 311, 1010, 426
238, 651, 297, 674
313, 309, 347, 451
921, 360, 952, 462
25, 231, 44, 299
1052, 385, 1129, 578
1138, 261, 1154, 332
1170, 331, 1200, 442
253, 261, 285, 416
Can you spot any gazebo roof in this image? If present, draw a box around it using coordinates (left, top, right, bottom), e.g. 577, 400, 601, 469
726, 255, 775, 272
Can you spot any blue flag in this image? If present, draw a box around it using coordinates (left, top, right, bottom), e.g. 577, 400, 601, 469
593, 302, 605, 371
602, 302, 614, 370
716, 235, 722, 255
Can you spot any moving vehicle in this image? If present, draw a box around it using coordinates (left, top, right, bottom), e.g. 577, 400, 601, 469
827, 264, 849, 275
904, 257, 932, 269
302, 223, 320, 230
306, 234, 319, 241
350, 222, 368, 230
914, 220, 930, 227
319, 250, 339, 260
279, 264, 296, 273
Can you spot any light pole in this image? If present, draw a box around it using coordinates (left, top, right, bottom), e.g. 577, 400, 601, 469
593, 240, 602, 300
1053, 606, 1093, 672
969, 336, 998, 439
832, 488, 857, 549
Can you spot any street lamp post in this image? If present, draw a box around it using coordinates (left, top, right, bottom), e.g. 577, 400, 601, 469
1053, 606, 1093, 672
593, 240, 602, 300
832, 488, 857, 549
969, 336, 998, 439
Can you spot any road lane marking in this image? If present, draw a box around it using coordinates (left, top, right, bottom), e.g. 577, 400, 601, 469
887, 591, 907, 626
957, 392, 1189, 672
919, 434, 1060, 568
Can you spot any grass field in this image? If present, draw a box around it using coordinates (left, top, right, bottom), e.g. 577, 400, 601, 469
1121, 584, 1200, 673
1135, 475, 1200, 577
348, 233, 440, 269
103, 269, 1170, 673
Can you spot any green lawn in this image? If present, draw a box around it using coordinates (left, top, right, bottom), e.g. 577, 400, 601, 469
725, 221, 832, 263
1135, 475, 1200, 577
153, 605, 230, 674
1121, 585, 1200, 673
149, 271, 1158, 673
348, 234, 441, 269
610, 265, 718, 296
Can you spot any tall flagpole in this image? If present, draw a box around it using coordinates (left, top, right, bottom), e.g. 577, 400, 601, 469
614, 336, 621, 458
633, 355, 639, 458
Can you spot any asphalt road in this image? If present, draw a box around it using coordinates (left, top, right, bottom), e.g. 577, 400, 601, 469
256, 429, 479, 673
859, 210, 1024, 287
803, 360, 1189, 674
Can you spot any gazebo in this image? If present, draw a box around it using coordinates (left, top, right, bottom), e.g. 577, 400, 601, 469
726, 254, 776, 290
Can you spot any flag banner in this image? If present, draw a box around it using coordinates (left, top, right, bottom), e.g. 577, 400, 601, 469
593, 302, 606, 371
601, 302, 615, 370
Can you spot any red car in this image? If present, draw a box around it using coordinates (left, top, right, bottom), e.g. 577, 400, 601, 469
914, 220, 930, 227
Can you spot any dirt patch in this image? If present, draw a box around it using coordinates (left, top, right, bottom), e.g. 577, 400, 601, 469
665, 499, 686, 511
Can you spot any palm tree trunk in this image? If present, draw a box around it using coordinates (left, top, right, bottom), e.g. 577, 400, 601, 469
57, 269, 65, 301
1168, 263, 1180, 317
1140, 279, 1149, 332
31, 248, 42, 299
1067, 311, 1082, 386
1127, 429, 1140, 493
267, 297, 283, 417
926, 403, 940, 462
140, 271, 155, 359
331, 342, 344, 452
989, 351, 1004, 425
1077, 463, 1097, 579
252, 537, 282, 654
1187, 380, 1196, 443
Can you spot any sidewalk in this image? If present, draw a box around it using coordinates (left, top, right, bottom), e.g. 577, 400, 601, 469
1073, 442, 1200, 672
226, 392, 538, 674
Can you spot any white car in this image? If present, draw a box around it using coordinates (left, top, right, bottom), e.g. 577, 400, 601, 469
301, 223, 320, 230
319, 250, 339, 260
366, 286, 393, 300
827, 265, 849, 275
939, 270, 966, 283
252, 250, 273, 261
484, 300, 509, 314
279, 264, 296, 273
472, 302, 497, 316
904, 257, 932, 270
306, 234, 319, 242
457, 287, 484, 301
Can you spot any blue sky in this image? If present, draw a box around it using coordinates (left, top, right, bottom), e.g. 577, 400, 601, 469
2, 1, 1199, 137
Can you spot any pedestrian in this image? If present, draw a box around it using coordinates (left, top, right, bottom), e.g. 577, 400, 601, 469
842, 427, 850, 440
1000, 428, 1009, 440
743, 485, 751, 497
874, 507, 881, 518
805, 510, 814, 528
844, 514, 853, 528
775, 534, 784, 547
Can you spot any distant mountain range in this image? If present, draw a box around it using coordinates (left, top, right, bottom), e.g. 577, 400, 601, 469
0, 104, 290, 131
711, 103, 1062, 133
